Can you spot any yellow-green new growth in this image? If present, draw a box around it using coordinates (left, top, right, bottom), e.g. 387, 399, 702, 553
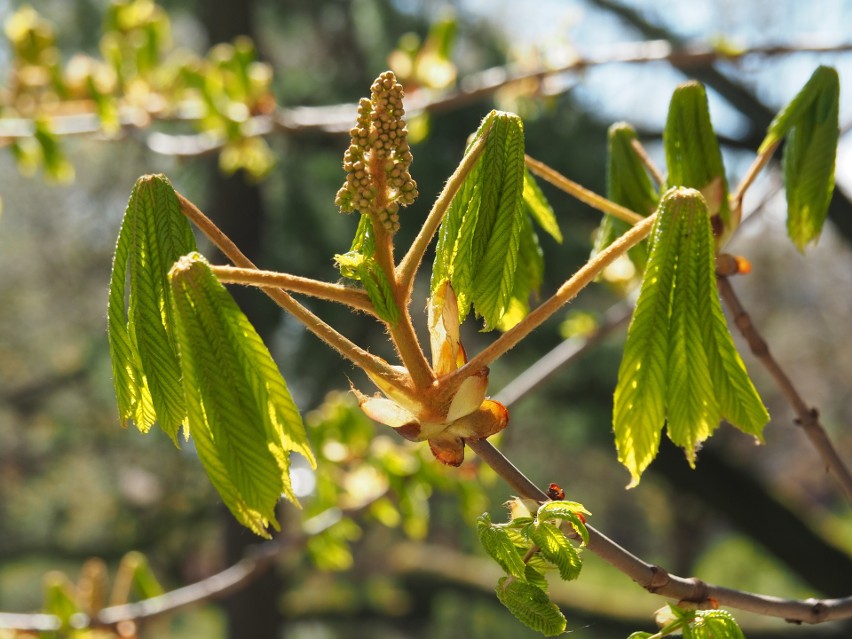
335, 70, 418, 233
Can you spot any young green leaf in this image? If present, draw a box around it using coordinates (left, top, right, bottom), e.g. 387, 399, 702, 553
613, 188, 768, 485
665, 194, 721, 462
108, 174, 196, 443
594, 122, 657, 271
477, 512, 527, 581
613, 193, 679, 485
692, 609, 746, 639
335, 249, 400, 324
169, 253, 315, 538
527, 521, 582, 581
432, 110, 540, 330
524, 168, 563, 243
537, 500, 591, 546
495, 577, 567, 637
760, 66, 839, 250
664, 82, 732, 243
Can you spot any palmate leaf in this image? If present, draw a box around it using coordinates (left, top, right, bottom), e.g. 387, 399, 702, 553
613, 188, 768, 485
664, 81, 732, 242
527, 521, 582, 581
336, 214, 400, 324
495, 577, 567, 637
692, 609, 746, 639
477, 513, 527, 581
169, 253, 315, 538
432, 110, 546, 330
108, 174, 195, 443
537, 500, 591, 546
759, 66, 839, 250
594, 122, 658, 271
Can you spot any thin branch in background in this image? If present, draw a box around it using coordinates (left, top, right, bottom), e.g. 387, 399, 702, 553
494, 302, 633, 409
4, 40, 849, 157
717, 276, 852, 504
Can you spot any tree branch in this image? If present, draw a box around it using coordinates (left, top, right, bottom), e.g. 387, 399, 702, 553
717, 275, 852, 504
466, 439, 852, 625
494, 302, 633, 409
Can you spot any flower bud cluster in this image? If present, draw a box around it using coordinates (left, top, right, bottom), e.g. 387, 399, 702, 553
335, 71, 418, 233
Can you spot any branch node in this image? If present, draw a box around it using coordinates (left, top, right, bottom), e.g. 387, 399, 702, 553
646, 565, 671, 592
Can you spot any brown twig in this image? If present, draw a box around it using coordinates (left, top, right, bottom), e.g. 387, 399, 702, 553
467, 439, 852, 624
717, 276, 852, 503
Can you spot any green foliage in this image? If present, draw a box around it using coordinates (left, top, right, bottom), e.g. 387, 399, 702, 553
613, 188, 768, 485
432, 110, 557, 330
336, 216, 400, 324
628, 604, 746, 638
477, 499, 589, 635
761, 66, 839, 250
495, 577, 567, 637
664, 81, 731, 234
109, 176, 315, 538
594, 122, 657, 271
169, 252, 315, 537
108, 174, 195, 443
43, 572, 79, 629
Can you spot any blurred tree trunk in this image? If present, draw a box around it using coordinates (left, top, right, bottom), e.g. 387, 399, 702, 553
201, 3, 283, 639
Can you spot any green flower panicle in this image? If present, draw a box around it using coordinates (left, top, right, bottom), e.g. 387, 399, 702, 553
336, 71, 418, 233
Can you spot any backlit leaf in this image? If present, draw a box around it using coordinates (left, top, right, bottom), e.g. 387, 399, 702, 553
528, 521, 582, 581
477, 512, 527, 581
495, 577, 567, 637
764, 66, 839, 250
108, 174, 195, 443
595, 122, 657, 271
537, 500, 591, 546
169, 253, 315, 537
432, 110, 533, 329
664, 82, 731, 239
613, 188, 768, 485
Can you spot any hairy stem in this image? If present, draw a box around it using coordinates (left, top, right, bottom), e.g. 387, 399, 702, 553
177, 192, 405, 388
397, 125, 492, 295
210, 265, 377, 315
446, 213, 656, 386
369, 213, 435, 390
717, 276, 852, 504
525, 154, 645, 225
730, 139, 780, 224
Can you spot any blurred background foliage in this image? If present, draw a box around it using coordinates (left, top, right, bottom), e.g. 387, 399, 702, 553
1, 0, 852, 637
